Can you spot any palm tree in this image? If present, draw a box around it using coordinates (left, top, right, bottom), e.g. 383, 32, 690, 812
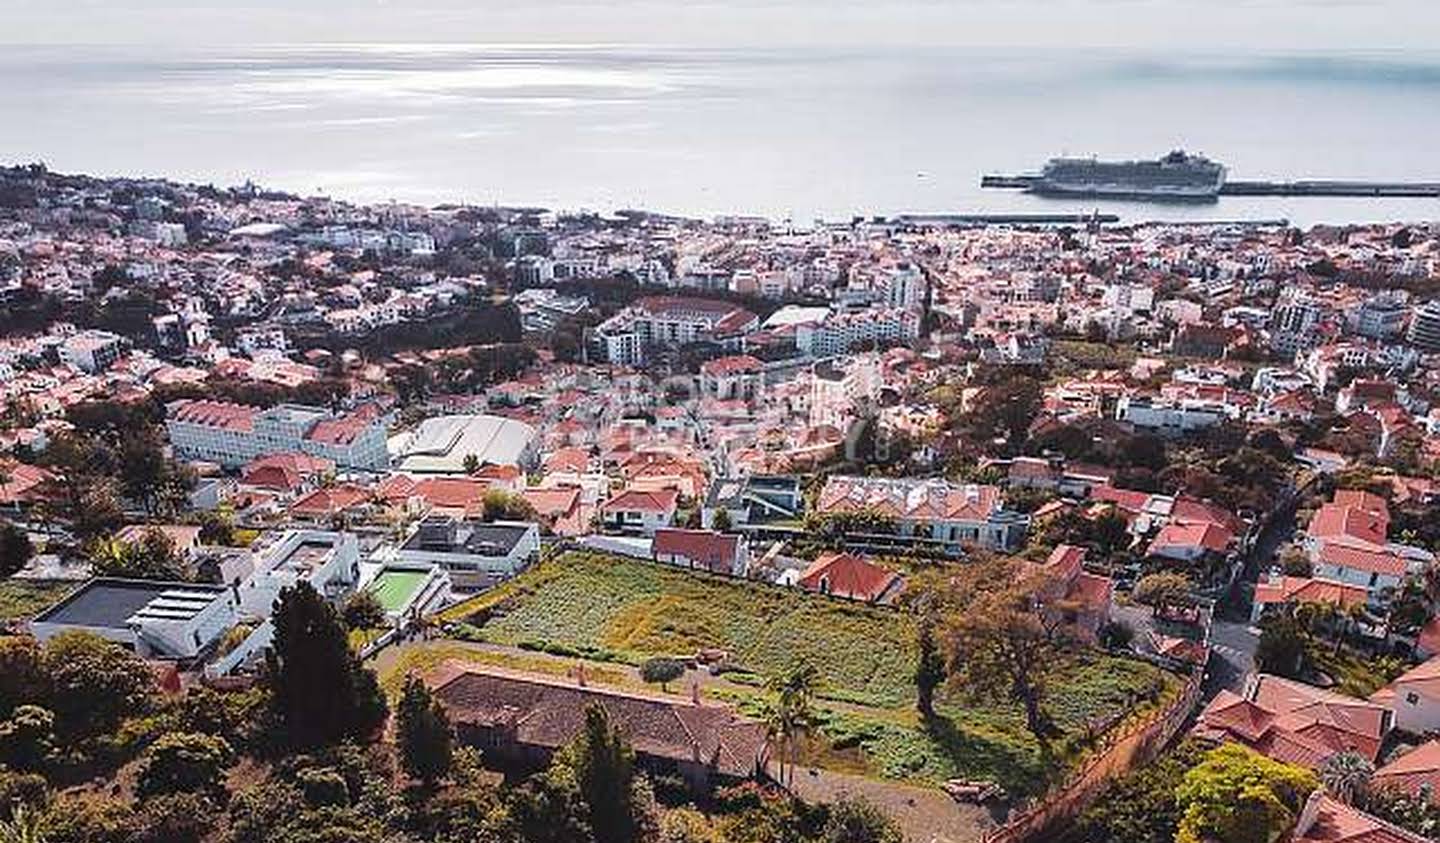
0, 802, 47, 843
1320, 750, 1374, 805
1342, 603, 1370, 653
768, 663, 820, 788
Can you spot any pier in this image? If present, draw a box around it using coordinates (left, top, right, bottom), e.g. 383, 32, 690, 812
1219, 180, 1440, 197
894, 212, 1119, 226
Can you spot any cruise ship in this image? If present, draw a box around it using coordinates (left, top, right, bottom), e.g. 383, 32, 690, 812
1031, 150, 1227, 201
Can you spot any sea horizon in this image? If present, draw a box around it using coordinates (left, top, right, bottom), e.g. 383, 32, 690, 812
5, 41, 1440, 225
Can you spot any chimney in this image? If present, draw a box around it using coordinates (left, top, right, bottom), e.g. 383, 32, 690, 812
1294, 790, 1324, 839
691, 681, 701, 705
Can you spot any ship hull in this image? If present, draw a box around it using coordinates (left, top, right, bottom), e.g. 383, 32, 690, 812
1028, 184, 1221, 203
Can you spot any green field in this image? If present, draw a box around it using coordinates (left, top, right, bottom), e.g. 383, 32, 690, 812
0, 579, 78, 622
367, 569, 427, 614
460, 551, 916, 707
448, 551, 1182, 796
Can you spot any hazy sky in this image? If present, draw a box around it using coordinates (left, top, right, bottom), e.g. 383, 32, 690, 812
2, 0, 1438, 50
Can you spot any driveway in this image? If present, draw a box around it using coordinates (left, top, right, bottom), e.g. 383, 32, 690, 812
784, 766, 996, 843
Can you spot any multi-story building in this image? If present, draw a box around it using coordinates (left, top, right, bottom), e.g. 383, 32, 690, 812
1353, 292, 1409, 340
593, 296, 759, 365
795, 307, 919, 357
238, 529, 362, 615
58, 329, 126, 373
1408, 299, 1440, 352
1116, 395, 1230, 436
393, 516, 541, 591
814, 475, 1027, 552
880, 263, 926, 311
166, 400, 389, 471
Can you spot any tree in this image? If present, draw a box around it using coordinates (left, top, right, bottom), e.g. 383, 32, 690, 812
763, 662, 820, 787
0, 638, 46, 718
70, 480, 123, 544
913, 618, 945, 719
1097, 619, 1135, 651
397, 674, 453, 787
1278, 547, 1313, 577
481, 489, 538, 523
1074, 738, 1209, 843
1255, 614, 1307, 679
267, 582, 387, 749
0, 802, 44, 843
340, 591, 386, 631
462, 453, 481, 475
567, 704, 642, 843
90, 528, 185, 581
820, 797, 903, 843
0, 706, 54, 773
938, 557, 1064, 743
639, 658, 685, 693
1132, 572, 1193, 616
0, 522, 33, 578
710, 507, 733, 533
1174, 743, 1318, 843
136, 731, 234, 800
507, 767, 595, 843
1319, 750, 1373, 805
41, 631, 154, 737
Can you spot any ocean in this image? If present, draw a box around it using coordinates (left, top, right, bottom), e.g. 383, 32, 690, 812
3, 43, 1439, 226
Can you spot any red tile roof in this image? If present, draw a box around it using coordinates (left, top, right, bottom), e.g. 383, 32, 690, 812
652, 528, 740, 574
414, 477, 491, 510
305, 404, 381, 446
1316, 539, 1407, 578
1148, 520, 1234, 555
289, 483, 371, 516
700, 355, 764, 377
1254, 576, 1370, 610
169, 399, 257, 432
1374, 740, 1440, 800
1310, 502, 1389, 546
427, 662, 767, 779
1295, 794, 1432, 843
603, 487, 680, 515
1197, 675, 1390, 769
798, 552, 901, 603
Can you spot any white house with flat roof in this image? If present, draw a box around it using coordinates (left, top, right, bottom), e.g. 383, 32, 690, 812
237, 529, 360, 615
393, 516, 540, 591
31, 578, 237, 660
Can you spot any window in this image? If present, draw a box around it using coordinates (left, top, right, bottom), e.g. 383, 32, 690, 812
1407, 692, 1421, 706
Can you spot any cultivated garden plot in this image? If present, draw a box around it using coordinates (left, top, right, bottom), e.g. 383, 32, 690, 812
430, 552, 1183, 797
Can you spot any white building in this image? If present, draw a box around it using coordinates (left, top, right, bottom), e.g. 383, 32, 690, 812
880, 263, 926, 311
165, 401, 390, 471
1352, 293, 1409, 340
592, 296, 759, 365
390, 414, 538, 474
31, 578, 238, 660
1408, 299, 1440, 352
58, 329, 126, 374
393, 516, 541, 591
795, 307, 919, 357
1116, 395, 1230, 436
238, 529, 361, 615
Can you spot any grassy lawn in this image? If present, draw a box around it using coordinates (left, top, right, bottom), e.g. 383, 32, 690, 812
714, 653, 1179, 798
0, 578, 77, 622
1052, 339, 1139, 371
455, 551, 916, 707
437, 551, 1183, 798
376, 641, 632, 699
